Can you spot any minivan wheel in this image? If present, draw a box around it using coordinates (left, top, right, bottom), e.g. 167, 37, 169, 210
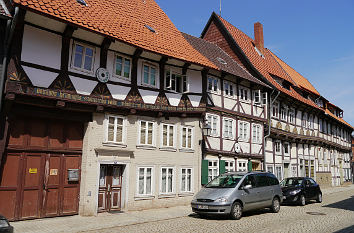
316, 193, 322, 203
230, 202, 242, 220
271, 197, 280, 213
299, 195, 306, 206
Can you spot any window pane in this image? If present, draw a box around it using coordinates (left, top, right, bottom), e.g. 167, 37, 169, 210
181, 170, 186, 192
182, 128, 186, 147
144, 66, 149, 84
168, 169, 173, 193
187, 169, 191, 191
187, 129, 192, 148
168, 126, 173, 146
75, 44, 83, 53
148, 122, 153, 145
124, 59, 130, 78
74, 53, 83, 68
116, 124, 123, 142
84, 55, 92, 70
112, 167, 120, 186
150, 67, 156, 86
115, 56, 122, 75
163, 125, 167, 146
146, 168, 152, 194
139, 168, 144, 194
162, 169, 166, 193
140, 122, 146, 144
99, 166, 106, 187
85, 47, 93, 57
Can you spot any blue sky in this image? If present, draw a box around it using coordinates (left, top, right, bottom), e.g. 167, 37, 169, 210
156, 0, 354, 129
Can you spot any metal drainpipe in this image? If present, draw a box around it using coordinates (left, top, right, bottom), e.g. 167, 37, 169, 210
0, 7, 19, 113
263, 89, 280, 171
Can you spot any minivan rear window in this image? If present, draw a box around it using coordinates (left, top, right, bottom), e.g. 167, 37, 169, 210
205, 174, 244, 188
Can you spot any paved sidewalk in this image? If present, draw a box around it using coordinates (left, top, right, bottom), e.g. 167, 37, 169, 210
11, 184, 354, 233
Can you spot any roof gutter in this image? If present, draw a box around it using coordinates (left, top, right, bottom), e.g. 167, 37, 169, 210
0, 6, 19, 112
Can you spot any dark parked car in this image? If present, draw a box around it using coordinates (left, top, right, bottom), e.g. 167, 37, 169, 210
280, 177, 322, 206
0, 215, 13, 233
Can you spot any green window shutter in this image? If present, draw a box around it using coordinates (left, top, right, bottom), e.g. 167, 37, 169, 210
248, 160, 252, 172
201, 160, 209, 185
219, 160, 226, 174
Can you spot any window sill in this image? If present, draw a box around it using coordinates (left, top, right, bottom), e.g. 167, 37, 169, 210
178, 192, 194, 197
179, 148, 194, 153
136, 145, 156, 150
159, 147, 177, 152
239, 99, 251, 104
102, 142, 127, 148
251, 141, 262, 144
70, 66, 94, 76
158, 194, 176, 199
141, 83, 157, 89
223, 137, 235, 141
111, 75, 131, 82
134, 195, 155, 201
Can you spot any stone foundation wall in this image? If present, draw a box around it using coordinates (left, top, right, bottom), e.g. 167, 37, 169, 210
316, 172, 332, 187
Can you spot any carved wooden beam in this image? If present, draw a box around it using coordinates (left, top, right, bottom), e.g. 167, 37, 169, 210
131, 48, 143, 89
61, 25, 77, 71
159, 56, 168, 91
182, 63, 191, 75
100, 37, 113, 68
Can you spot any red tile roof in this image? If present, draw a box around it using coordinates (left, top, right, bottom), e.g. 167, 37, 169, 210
325, 109, 353, 129
269, 50, 320, 96
13, 0, 217, 69
182, 33, 269, 88
215, 15, 320, 110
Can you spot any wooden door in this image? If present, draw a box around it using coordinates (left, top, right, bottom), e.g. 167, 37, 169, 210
98, 165, 122, 212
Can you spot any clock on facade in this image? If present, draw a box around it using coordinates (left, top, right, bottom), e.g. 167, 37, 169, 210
96, 68, 110, 83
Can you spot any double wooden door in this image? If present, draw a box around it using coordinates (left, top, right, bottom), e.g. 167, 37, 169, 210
98, 165, 123, 212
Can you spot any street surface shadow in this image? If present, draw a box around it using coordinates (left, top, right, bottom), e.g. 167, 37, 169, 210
188, 208, 273, 221
323, 196, 354, 212
333, 224, 354, 232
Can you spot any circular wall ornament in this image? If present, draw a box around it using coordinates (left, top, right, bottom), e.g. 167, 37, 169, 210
235, 143, 241, 153
96, 68, 110, 83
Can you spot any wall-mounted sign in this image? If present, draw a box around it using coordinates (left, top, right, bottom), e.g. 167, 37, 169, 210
29, 168, 37, 174
96, 68, 110, 83
50, 169, 58, 176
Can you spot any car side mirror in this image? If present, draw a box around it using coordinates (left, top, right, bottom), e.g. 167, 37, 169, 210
243, 184, 252, 190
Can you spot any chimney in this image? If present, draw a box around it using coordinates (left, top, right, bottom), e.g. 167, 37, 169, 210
254, 22, 264, 55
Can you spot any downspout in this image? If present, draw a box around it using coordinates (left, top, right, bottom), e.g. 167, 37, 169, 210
263, 89, 280, 170
0, 7, 19, 112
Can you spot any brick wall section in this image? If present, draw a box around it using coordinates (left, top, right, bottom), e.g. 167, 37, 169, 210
203, 21, 246, 69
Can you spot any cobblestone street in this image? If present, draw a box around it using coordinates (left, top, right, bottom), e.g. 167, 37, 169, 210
83, 187, 354, 233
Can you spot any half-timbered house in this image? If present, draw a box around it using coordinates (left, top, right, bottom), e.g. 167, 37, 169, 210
200, 12, 353, 187
0, 0, 223, 220
183, 33, 270, 184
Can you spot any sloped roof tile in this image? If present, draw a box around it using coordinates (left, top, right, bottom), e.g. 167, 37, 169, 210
325, 109, 353, 129
13, 0, 217, 69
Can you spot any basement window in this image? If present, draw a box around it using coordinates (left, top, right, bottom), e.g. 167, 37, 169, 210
76, 0, 87, 6
145, 25, 156, 33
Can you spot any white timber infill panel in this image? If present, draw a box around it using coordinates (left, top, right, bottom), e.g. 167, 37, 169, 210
207, 137, 220, 151
265, 138, 273, 151
251, 144, 262, 155
252, 105, 264, 118
165, 93, 182, 107
70, 76, 98, 95
68, 39, 100, 77
188, 95, 202, 107
223, 97, 236, 111
239, 142, 250, 154
208, 93, 221, 107
22, 25, 62, 70
139, 89, 159, 104
186, 69, 202, 93
265, 151, 273, 163
107, 84, 131, 100
222, 140, 235, 152
275, 155, 283, 164
22, 66, 57, 88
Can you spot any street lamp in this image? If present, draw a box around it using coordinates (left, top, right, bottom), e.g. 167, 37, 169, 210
202, 122, 212, 137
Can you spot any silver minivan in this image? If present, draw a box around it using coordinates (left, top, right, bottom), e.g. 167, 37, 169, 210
191, 172, 283, 220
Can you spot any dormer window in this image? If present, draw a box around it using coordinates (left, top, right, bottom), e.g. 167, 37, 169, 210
72, 42, 94, 72
165, 70, 188, 93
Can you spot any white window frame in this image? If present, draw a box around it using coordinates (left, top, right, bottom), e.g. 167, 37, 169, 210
223, 117, 234, 139
272, 101, 279, 118
206, 114, 219, 137
180, 167, 193, 193
160, 167, 175, 195
239, 86, 249, 102
160, 123, 176, 149
136, 166, 154, 197
225, 160, 235, 172
207, 76, 218, 93
262, 92, 267, 105
252, 123, 262, 144
113, 53, 131, 80
302, 112, 308, 128
237, 160, 247, 172
289, 108, 295, 124
142, 62, 158, 87
275, 140, 281, 154
253, 90, 261, 105
308, 115, 314, 129
180, 126, 194, 151
138, 120, 156, 147
71, 41, 95, 73
238, 120, 250, 142
165, 69, 188, 93
208, 160, 219, 182
275, 165, 283, 180
280, 105, 288, 121
224, 80, 235, 97
105, 115, 126, 144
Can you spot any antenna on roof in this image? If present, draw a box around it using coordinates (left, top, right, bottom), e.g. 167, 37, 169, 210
219, 0, 222, 16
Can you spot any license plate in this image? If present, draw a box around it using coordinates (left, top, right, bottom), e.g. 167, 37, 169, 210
198, 205, 208, 209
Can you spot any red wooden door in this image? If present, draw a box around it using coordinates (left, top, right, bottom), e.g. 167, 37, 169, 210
98, 165, 122, 212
